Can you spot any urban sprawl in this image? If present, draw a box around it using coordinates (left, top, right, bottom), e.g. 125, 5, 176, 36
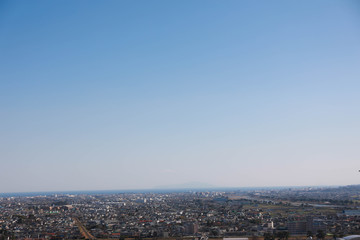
1, 185, 360, 240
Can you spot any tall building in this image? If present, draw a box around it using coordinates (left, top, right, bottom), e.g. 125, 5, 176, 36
287, 221, 307, 235
184, 222, 199, 235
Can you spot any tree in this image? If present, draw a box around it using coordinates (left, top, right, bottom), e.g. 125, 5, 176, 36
276, 231, 289, 240
316, 230, 326, 240
264, 232, 275, 240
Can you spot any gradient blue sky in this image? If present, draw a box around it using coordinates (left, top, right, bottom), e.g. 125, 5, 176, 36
1, 0, 360, 193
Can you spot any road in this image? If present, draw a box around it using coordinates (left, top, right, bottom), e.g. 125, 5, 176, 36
73, 217, 96, 239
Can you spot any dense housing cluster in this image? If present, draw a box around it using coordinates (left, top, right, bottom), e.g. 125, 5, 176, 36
1, 185, 360, 239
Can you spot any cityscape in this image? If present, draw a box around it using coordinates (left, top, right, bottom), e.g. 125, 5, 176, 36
1, 185, 360, 239
1, 1, 360, 240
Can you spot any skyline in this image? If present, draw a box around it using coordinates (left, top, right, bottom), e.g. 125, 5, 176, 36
0, 182, 355, 196
1, 0, 360, 193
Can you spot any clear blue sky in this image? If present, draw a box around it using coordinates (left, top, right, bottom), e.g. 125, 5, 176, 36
1, 0, 360, 193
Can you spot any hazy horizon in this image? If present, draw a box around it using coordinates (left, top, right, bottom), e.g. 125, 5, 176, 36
1, 0, 360, 193
0, 182, 350, 195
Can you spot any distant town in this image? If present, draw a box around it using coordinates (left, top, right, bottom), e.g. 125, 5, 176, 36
1, 185, 360, 240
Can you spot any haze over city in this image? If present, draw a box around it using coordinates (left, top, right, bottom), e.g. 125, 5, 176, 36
1, 1, 360, 193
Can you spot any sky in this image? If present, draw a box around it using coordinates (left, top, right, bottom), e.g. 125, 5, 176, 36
1, 0, 360, 193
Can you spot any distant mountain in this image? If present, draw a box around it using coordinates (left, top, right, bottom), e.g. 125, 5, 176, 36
154, 182, 216, 189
